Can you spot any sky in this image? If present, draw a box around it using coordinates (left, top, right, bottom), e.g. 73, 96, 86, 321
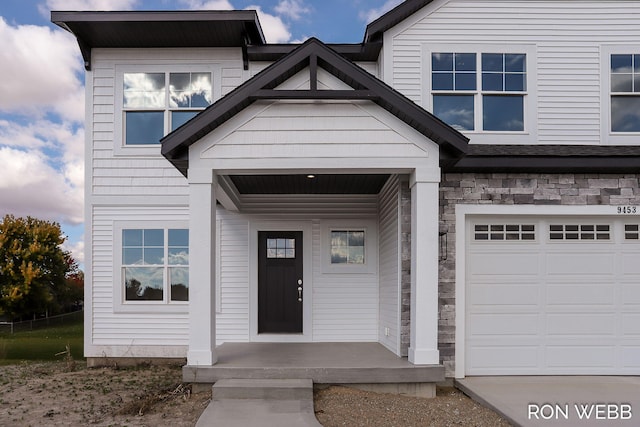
0, 0, 403, 269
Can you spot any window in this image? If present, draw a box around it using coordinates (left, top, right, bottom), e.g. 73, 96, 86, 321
330, 230, 365, 264
431, 52, 527, 132
267, 238, 296, 259
549, 224, 610, 241
625, 224, 639, 240
474, 224, 535, 241
123, 72, 212, 145
122, 228, 189, 302
610, 54, 640, 132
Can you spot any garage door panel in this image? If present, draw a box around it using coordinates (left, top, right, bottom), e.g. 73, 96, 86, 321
545, 252, 615, 276
467, 346, 539, 371
468, 285, 539, 306
466, 216, 640, 376
546, 314, 615, 336
546, 285, 615, 306
622, 253, 640, 275
621, 347, 640, 368
622, 314, 640, 334
546, 346, 615, 368
621, 285, 640, 305
467, 253, 539, 276
467, 313, 539, 336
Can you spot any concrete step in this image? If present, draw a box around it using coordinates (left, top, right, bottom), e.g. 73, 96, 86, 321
212, 378, 314, 401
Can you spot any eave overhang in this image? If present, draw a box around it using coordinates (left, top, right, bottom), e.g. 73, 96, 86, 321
161, 37, 469, 177
51, 10, 266, 70
364, 0, 436, 43
446, 145, 640, 173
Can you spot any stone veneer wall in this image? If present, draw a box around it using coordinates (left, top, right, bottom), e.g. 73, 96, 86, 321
437, 173, 640, 376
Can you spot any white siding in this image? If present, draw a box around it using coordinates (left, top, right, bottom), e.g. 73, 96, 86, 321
387, 0, 640, 145
312, 219, 380, 342
90, 205, 189, 354
90, 48, 245, 198
378, 176, 401, 354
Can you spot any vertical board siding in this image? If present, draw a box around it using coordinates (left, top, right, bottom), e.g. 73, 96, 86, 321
377, 176, 401, 354
391, 0, 640, 144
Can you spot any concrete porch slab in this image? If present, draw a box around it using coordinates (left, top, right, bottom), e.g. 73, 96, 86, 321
183, 342, 444, 386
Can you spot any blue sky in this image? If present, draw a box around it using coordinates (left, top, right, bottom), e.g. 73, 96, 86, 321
0, 0, 402, 268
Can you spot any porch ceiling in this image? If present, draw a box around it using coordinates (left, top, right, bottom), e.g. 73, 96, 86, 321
229, 174, 390, 194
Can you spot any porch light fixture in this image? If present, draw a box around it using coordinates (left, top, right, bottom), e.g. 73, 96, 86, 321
439, 231, 448, 261
306, 174, 316, 179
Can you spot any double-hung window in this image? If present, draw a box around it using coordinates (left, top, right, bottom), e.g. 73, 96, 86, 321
123, 72, 212, 145
610, 54, 640, 132
431, 52, 527, 132
121, 228, 189, 304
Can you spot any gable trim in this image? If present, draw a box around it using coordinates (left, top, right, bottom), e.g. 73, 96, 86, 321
161, 37, 469, 176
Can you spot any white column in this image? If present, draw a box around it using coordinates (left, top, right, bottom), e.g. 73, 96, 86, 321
408, 168, 440, 365
187, 168, 217, 366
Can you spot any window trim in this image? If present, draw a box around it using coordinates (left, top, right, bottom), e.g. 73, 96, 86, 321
320, 220, 377, 274
114, 63, 221, 156
113, 221, 189, 314
425, 43, 538, 145
601, 45, 640, 144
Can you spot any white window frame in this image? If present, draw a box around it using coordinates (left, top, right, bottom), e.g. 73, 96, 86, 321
321, 220, 378, 274
114, 63, 221, 156
601, 45, 640, 144
424, 43, 538, 145
113, 221, 189, 313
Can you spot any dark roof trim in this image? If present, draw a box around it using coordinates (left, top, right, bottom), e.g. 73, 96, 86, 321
51, 10, 265, 70
364, 0, 435, 43
446, 145, 640, 172
161, 37, 469, 176
247, 42, 383, 62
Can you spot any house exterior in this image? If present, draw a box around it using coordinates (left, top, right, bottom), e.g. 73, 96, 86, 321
53, 0, 640, 380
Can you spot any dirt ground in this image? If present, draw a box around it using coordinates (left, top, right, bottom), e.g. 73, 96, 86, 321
0, 361, 510, 426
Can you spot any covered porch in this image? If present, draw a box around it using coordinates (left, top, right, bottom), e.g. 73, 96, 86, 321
159, 38, 469, 381
183, 342, 444, 396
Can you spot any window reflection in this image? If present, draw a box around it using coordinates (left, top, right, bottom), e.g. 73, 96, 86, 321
330, 230, 365, 264
433, 95, 474, 131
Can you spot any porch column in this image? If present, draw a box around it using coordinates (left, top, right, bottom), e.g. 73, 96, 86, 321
408, 168, 440, 365
187, 168, 217, 366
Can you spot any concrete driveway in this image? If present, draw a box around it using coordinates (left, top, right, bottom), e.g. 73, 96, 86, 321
456, 376, 640, 427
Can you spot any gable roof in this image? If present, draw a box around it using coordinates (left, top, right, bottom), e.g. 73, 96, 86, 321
51, 10, 265, 70
161, 37, 469, 176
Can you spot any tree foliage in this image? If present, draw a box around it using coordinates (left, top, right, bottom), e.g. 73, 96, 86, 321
0, 215, 82, 320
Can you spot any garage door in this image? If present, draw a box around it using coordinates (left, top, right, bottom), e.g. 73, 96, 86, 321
465, 217, 640, 375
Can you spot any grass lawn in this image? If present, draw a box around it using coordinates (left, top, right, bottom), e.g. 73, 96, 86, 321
0, 320, 83, 364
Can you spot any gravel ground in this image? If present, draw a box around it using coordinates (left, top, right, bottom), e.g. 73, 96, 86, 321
0, 361, 511, 426
315, 385, 512, 427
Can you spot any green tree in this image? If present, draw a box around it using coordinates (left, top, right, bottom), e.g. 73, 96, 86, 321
0, 215, 76, 320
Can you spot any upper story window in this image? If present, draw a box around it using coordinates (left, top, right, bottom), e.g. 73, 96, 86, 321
431, 52, 527, 132
123, 72, 212, 145
610, 54, 640, 132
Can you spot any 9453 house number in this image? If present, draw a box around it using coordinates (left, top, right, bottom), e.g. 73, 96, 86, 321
617, 206, 638, 214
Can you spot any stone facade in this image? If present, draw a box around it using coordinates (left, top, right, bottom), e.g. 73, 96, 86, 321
437, 173, 640, 376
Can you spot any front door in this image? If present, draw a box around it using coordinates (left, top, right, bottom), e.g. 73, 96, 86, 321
258, 231, 303, 333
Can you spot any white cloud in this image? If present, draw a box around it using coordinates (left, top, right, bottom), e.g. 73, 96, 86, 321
248, 5, 291, 43
0, 146, 83, 225
45, 0, 139, 11
360, 0, 404, 24
62, 238, 85, 266
0, 18, 84, 121
274, 0, 311, 21
178, 0, 233, 9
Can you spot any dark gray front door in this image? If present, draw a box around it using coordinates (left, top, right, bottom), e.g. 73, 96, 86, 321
258, 231, 303, 333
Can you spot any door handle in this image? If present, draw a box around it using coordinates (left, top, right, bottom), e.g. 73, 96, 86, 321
297, 286, 303, 302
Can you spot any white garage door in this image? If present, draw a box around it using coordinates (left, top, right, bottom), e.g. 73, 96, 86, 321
465, 217, 640, 375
